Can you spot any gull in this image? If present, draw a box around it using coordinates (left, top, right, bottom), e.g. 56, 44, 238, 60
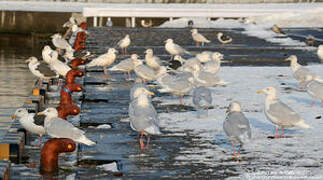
25, 57, 58, 87
302, 74, 323, 107
38, 108, 96, 146
48, 51, 71, 77
285, 55, 323, 85
12, 108, 45, 147
217, 32, 232, 44
117, 34, 131, 55
51, 33, 73, 53
168, 55, 186, 70
192, 87, 212, 118
108, 54, 139, 80
145, 49, 162, 70
164, 38, 191, 61
202, 52, 224, 75
258, 87, 311, 138
86, 48, 118, 79
42, 45, 54, 64
158, 74, 193, 104
133, 59, 167, 83
223, 101, 251, 157
190, 64, 228, 87
129, 87, 161, 150
191, 29, 211, 47
63, 16, 76, 28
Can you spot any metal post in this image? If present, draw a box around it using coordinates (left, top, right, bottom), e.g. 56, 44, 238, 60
131, 17, 135, 28
93, 16, 97, 27
99, 17, 103, 27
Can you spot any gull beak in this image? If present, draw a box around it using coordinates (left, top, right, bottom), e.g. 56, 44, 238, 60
284, 58, 291, 62
25, 59, 31, 63
148, 91, 155, 96
164, 40, 167, 43
257, 90, 264, 94
11, 115, 16, 120
37, 111, 45, 115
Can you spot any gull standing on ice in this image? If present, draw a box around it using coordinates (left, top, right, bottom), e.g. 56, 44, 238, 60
164, 39, 191, 61
12, 108, 45, 147
117, 34, 131, 55
109, 54, 139, 80
133, 59, 167, 83
38, 108, 96, 146
42, 45, 54, 64
145, 49, 162, 70
217, 32, 232, 45
285, 55, 323, 85
129, 88, 161, 150
202, 52, 223, 75
190, 64, 227, 87
192, 87, 212, 118
191, 29, 211, 47
302, 74, 323, 107
223, 101, 251, 157
86, 48, 118, 79
257, 87, 311, 138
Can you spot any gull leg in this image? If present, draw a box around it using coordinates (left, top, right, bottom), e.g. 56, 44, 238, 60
197, 108, 200, 118
238, 144, 242, 156
145, 135, 150, 150
124, 72, 127, 80
140, 130, 144, 150
280, 127, 284, 138
38, 135, 42, 147
205, 106, 209, 117
169, 55, 173, 61
274, 125, 279, 139
125, 48, 128, 55
231, 142, 236, 157
179, 96, 183, 104
103, 67, 110, 80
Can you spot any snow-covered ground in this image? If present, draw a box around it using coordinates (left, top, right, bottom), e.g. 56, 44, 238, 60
160, 8, 323, 49
155, 64, 323, 179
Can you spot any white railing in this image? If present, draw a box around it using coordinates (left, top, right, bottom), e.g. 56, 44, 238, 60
82, 3, 323, 27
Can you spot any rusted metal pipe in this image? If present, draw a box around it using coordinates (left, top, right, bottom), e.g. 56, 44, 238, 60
56, 104, 80, 120
40, 138, 76, 175
65, 69, 84, 84
69, 58, 86, 69
60, 84, 82, 106
74, 31, 86, 51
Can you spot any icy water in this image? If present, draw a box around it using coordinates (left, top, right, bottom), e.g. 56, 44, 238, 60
0, 46, 36, 138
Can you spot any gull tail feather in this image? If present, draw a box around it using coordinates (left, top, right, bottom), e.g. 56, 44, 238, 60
78, 136, 96, 146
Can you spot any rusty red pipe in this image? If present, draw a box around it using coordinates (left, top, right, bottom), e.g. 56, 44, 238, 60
40, 138, 76, 175
74, 32, 86, 51
66, 69, 84, 84
60, 84, 82, 106
69, 58, 86, 69
56, 104, 80, 120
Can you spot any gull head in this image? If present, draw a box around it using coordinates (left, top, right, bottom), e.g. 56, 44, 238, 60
133, 87, 154, 99
285, 55, 297, 63
108, 48, 118, 54
131, 54, 139, 60
164, 39, 173, 44
25, 56, 38, 64
217, 32, 223, 38
144, 49, 153, 55
226, 101, 242, 113
257, 87, 276, 97
125, 34, 130, 39
191, 29, 198, 33
212, 52, 224, 61
37, 107, 58, 118
43, 45, 52, 52
12, 108, 28, 119
71, 25, 79, 32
